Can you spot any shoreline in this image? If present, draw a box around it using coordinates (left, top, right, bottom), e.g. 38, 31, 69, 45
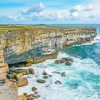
8, 38, 95, 68
0, 37, 98, 100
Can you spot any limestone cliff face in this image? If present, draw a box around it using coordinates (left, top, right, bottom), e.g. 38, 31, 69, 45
0, 26, 97, 64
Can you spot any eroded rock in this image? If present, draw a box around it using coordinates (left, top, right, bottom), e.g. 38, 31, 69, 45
17, 78, 28, 87
55, 57, 73, 66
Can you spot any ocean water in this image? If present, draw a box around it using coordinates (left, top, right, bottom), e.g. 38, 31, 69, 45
18, 24, 100, 100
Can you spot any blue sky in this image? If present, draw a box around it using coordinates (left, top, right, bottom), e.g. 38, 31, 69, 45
0, 0, 100, 24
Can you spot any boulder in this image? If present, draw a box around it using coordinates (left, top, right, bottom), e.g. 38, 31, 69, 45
7, 72, 23, 81
36, 79, 46, 83
16, 73, 23, 80
28, 68, 34, 74
23, 93, 28, 96
55, 80, 62, 84
43, 71, 48, 75
64, 57, 73, 66
55, 59, 65, 64
61, 72, 66, 77
17, 95, 27, 100
32, 87, 37, 91
27, 94, 34, 100
6, 73, 17, 79
55, 57, 73, 66
42, 75, 48, 79
17, 78, 28, 87
7, 68, 37, 83
9, 69, 23, 74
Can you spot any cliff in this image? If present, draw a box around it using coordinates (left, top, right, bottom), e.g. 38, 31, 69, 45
0, 25, 97, 64
0, 49, 18, 100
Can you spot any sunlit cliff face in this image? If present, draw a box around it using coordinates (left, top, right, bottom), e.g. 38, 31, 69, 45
0, 26, 96, 64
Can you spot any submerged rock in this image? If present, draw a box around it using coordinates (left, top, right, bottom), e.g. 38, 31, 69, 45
42, 75, 48, 79
52, 71, 61, 74
33, 94, 40, 99
36, 79, 46, 83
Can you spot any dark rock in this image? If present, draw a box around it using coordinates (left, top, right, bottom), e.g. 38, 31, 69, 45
7, 68, 34, 81
6, 73, 17, 79
32, 87, 37, 91
27, 94, 34, 100
52, 71, 61, 74
28, 68, 34, 74
7, 72, 24, 81
23, 93, 28, 96
33, 95, 40, 99
49, 75, 52, 77
42, 75, 48, 79
55, 57, 73, 66
61, 72, 66, 77
55, 59, 65, 64
55, 80, 62, 84
34, 91, 38, 94
64, 57, 73, 66
43, 71, 48, 75
36, 79, 46, 83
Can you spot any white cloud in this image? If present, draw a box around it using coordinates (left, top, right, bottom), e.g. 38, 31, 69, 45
1, 1, 100, 23
20, 2, 70, 21
69, 2, 100, 23
21, 2, 45, 15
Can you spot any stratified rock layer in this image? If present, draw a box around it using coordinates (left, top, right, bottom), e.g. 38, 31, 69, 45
0, 25, 97, 64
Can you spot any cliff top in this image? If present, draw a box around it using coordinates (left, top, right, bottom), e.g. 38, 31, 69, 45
0, 25, 96, 34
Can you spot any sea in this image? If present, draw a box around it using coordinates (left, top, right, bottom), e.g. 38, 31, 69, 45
18, 24, 100, 100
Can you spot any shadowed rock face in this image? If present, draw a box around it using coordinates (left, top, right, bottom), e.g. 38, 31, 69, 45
0, 25, 97, 64
0, 49, 18, 100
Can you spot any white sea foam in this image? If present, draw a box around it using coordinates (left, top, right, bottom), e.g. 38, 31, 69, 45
18, 47, 100, 100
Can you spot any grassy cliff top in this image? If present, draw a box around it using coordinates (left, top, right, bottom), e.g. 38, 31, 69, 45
0, 25, 96, 33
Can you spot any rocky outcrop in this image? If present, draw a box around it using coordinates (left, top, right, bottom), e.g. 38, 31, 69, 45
0, 25, 97, 65
0, 50, 18, 100
55, 57, 73, 66
0, 50, 8, 80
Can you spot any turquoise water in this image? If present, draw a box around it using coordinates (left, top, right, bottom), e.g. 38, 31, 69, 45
19, 24, 100, 100
45, 24, 100, 100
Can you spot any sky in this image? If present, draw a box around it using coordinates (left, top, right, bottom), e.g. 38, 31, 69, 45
0, 0, 100, 24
